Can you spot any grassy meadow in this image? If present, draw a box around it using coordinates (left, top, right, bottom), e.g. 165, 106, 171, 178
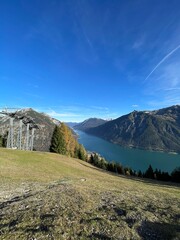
0, 148, 179, 239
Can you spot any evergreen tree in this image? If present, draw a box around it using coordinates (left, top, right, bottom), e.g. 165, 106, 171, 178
99, 158, 108, 170
116, 163, 124, 175
0, 134, 6, 148
50, 125, 66, 154
144, 165, 154, 179
93, 153, 99, 166
138, 170, 143, 177
89, 154, 94, 164
171, 167, 180, 183
107, 162, 116, 172
156, 169, 162, 180
124, 167, 131, 176
0, 135, 3, 147
160, 171, 171, 181
77, 144, 87, 161
74, 143, 80, 159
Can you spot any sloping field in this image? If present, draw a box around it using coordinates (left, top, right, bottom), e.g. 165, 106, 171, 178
0, 148, 179, 239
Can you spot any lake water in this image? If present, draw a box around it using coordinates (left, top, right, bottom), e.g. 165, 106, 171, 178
76, 130, 180, 173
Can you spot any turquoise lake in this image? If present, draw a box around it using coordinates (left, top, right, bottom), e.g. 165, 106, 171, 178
76, 130, 180, 173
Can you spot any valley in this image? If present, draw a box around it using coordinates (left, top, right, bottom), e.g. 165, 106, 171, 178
74, 105, 180, 154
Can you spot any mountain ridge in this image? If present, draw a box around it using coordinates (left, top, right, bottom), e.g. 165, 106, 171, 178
84, 105, 180, 153
74, 117, 108, 131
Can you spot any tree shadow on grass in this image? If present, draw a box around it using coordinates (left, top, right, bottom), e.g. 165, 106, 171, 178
125, 175, 180, 190
137, 221, 180, 240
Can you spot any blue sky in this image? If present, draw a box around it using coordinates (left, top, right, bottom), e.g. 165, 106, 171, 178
1, 0, 180, 122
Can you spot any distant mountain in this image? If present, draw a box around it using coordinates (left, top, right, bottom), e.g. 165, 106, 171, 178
65, 122, 79, 128
86, 105, 180, 153
0, 108, 61, 151
74, 118, 108, 131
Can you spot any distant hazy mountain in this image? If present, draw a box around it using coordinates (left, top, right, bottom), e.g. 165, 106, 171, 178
65, 122, 79, 128
0, 108, 61, 151
74, 118, 108, 131
86, 105, 180, 153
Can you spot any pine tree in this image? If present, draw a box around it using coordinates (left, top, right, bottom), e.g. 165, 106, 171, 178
144, 165, 154, 179
0, 135, 3, 147
171, 167, 180, 183
0, 135, 6, 148
50, 125, 66, 154
89, 154, 94, 164
116, 163, 124, 175
77, 144, 87, 161
138, 170, 143, 177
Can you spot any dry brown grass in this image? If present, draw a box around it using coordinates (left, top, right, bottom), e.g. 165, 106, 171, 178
0, 148, 180, 239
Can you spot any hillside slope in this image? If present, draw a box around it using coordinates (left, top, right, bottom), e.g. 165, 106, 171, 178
86, 105, 180, 153
0, 148, 179, 239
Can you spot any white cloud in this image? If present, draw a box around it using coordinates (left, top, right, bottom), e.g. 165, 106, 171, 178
24, 104, 124, 122
148, 97, 180, 108
132, 104, 139, 108
164, 88, 180, 91
46, 110, 80, 118
162, 63, 180, 88
144, 44, 180, 82
143, 47, 180, 108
